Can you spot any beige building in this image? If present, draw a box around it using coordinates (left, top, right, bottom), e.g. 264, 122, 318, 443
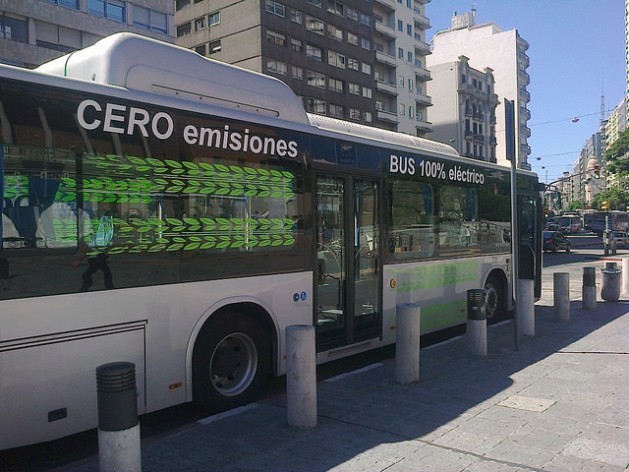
427, 55, 498, 162
428, 10, 531, 168
0, 0, 174, 68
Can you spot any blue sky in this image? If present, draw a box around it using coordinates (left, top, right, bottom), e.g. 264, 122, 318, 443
426, 0, 625, 183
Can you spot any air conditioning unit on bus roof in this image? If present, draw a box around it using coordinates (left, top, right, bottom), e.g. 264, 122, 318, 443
35, 33, 309, 125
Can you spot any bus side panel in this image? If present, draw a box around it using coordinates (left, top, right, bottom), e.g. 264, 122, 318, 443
381, 255, 510, 342
0, 327, 145, 450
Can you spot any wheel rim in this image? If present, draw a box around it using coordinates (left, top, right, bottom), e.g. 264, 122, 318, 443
209, 332, 258, 397
485, 284, 498, 318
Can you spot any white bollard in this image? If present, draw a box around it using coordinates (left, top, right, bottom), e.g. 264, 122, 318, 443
286, 325, 317, 428
96, 362, 141, 472
395, 303, 421, 384
553, 272, 570, 321
582, 267, 597, 310
622, 258, 629, 293
518, 279, 535, 336
466, 289, 487, 356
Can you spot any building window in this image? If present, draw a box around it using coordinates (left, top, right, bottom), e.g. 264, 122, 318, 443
360, 38, 371, 50
306, 98, 326, 114
1, 16, 28, 43
307, 0, 323, 7
360, 13, 372, 26
209, 11, 220, 26
397, 20, 403, 31
362, 87, 372, 98
208, 40, 221, 54
290, 38, 303, 52
88, 0, 126, 22
350, 108, 361, 120
399, 103, 406, 115
327, 24, 343, 41
133, 6, 167, 33
348, 83, 360, 95
408, 79, 414, 90
398, 47, 403, 59
195, 44, 206, 55
361, 63, 371, 75
305, 16, 324, 35
195, 17, 206, 31
347, 57, 359, 70
177, 23, 191, 37
346, 7, 358, 20
306, 44, 323, 61
44, 0, 80, 9
364, 111, 373, 122
329, 103, 344, 118
292, 66, 304, 80
347, 32, 358, 46
176, 0, 190, 11
407, 24, 412, 36
328, 51, 346, 69
267, 59, 287, 76
291, 10, 303, 24
266, 30, 286, 46
407, 51, 413, 63
306, 70, 326, 88
328, 77, 344, 93
265, 1, 285, 17
35, 22, 80, 52
408, 106, 414, 118
327, 1, 344, 16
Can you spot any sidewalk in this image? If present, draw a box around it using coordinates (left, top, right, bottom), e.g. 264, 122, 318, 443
64, 300, 628, 471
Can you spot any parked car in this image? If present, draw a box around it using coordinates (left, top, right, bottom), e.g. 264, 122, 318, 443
543, 231, 571, 253
612, 231, 628, 248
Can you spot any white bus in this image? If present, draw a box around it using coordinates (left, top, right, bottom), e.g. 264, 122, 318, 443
0, 33, 542, 449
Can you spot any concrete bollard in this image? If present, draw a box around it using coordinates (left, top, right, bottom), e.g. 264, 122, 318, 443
395, 303, 421, 384
518, 279, 535, 337
582, 266, 597, 310
553, 272, 570, 321
286, 325, 317, 428
466, 289, 487, 356
96, 362, 141, 472
622, 258, 629, 293
601, 262, 621, 302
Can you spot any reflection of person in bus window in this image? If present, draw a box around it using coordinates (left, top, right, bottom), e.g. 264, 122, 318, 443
72, 211, 115, 291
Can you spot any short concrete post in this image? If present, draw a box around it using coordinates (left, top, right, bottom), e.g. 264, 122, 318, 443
553, 272, 570, 321
395, 303, 421, 384
96, 362, 141, 472
466, 289, 487, 356
286, 325, 317, 428
582, 266, 597, 310
601, 262, 621, 302
622, 258, 629, 293
518, 279, 535, 336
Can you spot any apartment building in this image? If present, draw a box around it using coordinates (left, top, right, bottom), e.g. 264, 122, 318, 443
427, 55, 498, 162
0, 0, 174, 68
175, 0, 432, 136
428, 10, 531, 168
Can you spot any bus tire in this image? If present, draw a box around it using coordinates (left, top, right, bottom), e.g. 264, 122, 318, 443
192, 312, 270, 413
484, 274, 506, 320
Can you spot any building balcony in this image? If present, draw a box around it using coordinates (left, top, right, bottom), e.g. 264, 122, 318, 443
375, 21, 396, 39
522, 126, 531, 138
375, 79, 398, 95
413, 12, 430, 29
520, 143, 531, 156
375, 50, 396, 68
374, 0, 395, 10
414, 91, 431, 106
415, 118, 432, 132
520, 106, 531, 120
414, 39, 431, 56
414, 65, 431, 81
518, 70, 530, 86
377, 108, 399, 123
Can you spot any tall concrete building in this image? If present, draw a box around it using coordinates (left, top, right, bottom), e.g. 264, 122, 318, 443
427, 55, 498, 162
175, 0, 433, 136
428, 10, 531, 168
0, 0, 174, 68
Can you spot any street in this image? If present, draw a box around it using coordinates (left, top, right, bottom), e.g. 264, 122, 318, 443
1, 231, 619, 471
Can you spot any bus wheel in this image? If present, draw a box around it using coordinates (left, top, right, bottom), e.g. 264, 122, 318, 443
484, 275, 506, 320
193, 312, 270, 413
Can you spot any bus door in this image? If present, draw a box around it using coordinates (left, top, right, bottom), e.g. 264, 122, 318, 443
315, 174, 381, 350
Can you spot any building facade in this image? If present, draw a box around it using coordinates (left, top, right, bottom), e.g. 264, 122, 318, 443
175, 0, 433, 136
0, 0, 174, 68
428, 10, 531, 168
427, 55, 498, 162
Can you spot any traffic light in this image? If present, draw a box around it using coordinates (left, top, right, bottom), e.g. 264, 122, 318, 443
593, 164, 600, 179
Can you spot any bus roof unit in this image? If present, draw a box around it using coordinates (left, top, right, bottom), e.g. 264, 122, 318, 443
35, 33, 309, 125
